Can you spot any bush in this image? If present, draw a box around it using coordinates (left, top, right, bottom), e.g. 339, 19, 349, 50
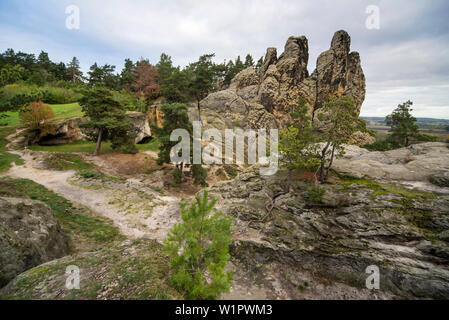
191, 164, 208, 186
19, 101, 54, 130
361, 139, 402, 151
164, 190, 233, 300
172, 168, 182, 186
303, 186, 326, 204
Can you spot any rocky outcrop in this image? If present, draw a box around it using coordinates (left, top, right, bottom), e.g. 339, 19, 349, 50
0, 239, 181, 300
208, 163, 449, 299
25, 118, 88, 146
0, 197, 69, 287
30, 112, 152, 146
199, 30, 369, 144
126, 111, 152, 144
332, 142, 449, 183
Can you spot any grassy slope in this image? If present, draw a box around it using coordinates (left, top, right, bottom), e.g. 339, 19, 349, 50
1, 103, 83, 127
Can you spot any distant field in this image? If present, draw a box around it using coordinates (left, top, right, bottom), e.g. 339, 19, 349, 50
369, 127, 449, 142
29, 138, 160, 154
0, 103, 83, 127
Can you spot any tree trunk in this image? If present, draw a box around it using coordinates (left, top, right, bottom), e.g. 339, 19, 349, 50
324, 144, 336, 181
94, 128, 103, 156
197, 99, 202, 122
318, 141, 331, 182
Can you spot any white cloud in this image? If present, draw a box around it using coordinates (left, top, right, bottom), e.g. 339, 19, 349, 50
1, 0, 449, 118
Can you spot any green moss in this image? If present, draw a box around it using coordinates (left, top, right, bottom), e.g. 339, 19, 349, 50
341, 178, 436, 200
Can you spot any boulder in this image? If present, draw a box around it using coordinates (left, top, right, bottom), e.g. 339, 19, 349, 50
333, 142, 449, 181
0, 197, 69, 287
33, 118, 87, 146
0, 239, 181, 300
429, 171, 449, 187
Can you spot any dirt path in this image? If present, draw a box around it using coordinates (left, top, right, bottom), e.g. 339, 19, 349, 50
4, 147, 180, 241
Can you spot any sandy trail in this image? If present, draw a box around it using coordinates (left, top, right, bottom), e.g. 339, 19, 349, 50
4, 147, 180, 241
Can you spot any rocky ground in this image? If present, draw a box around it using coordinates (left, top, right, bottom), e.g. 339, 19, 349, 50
1, 127, 449, 299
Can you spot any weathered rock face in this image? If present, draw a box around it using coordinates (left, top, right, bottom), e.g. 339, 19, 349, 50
0, 239, 181, 300
208, 164, 449, 299
332, 142, 449, 183
126, 111, 152, 144
199, 30, 368, 144
25, 118, 88, 146
0, 197, 69, 287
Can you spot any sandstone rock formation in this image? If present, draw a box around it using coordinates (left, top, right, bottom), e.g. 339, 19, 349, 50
126, 111, 152, 144
332, 142, 449, 183
0, 197, 69, 287
208, 162, 449, 299
27, 112, 152, 146
0, 239, 181, 299
27, 118, 87, 146
199, 30, 370, 144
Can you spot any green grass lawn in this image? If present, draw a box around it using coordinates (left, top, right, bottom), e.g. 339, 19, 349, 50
29, 138, 160, 154
0, 102, 83, 127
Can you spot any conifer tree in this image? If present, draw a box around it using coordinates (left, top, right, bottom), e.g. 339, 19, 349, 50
164, 190, 233, 300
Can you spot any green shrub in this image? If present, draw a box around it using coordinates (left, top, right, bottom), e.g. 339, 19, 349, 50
172, 168, 182, 186
303, 186, 326, 204
164, 190, 233, 300
78, 169, 102, 179
191, 164, 208, 187
361, 139, 402, 151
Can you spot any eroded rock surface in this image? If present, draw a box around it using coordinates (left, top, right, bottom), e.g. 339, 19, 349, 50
332, 142, 449, 183
0, 239, 181, 300
0, 197, 69, 287
209, 162, 449, 299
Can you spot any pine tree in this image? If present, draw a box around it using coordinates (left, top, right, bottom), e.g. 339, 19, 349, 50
164, 190, 233, 300
156, 53, 175, 88
255, 56, 264, 70
120, 58, 135, 90
79, 88, 137, 155
244, 54, 254, 68
279, 97, 320, 186
153, 103, 192, 167
67, 57, 83, 82
317, 95, 359, 182
386, 100, 419, 147
188, 54, 216, 119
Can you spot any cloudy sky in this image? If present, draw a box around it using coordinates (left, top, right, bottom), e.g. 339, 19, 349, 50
1, 0, 448, 118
